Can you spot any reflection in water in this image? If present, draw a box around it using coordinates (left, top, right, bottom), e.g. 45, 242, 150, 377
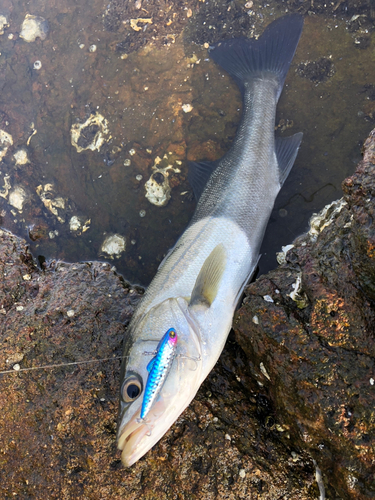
0, 0, 374, 285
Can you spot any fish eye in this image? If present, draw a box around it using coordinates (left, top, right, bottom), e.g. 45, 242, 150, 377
169, 329, 176, 339
122, 375, 142, 403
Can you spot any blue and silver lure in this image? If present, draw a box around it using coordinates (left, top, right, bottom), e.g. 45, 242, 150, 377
140, 328, 178, 421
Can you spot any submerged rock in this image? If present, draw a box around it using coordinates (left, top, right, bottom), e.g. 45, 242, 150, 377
234, 129, 375, 499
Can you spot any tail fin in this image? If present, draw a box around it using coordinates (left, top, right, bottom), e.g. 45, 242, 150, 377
209, 14, 303, 100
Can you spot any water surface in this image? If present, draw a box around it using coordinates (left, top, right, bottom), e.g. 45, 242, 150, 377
0, 0, 374, 285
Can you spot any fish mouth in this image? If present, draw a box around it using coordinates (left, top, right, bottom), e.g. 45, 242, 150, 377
117, 400, 168, 467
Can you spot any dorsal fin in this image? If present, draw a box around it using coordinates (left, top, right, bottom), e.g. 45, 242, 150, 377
275, 132, 303, 185
188, 160, 219, 201
190, 244, 227, 308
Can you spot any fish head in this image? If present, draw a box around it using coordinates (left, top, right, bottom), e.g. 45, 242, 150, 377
117, 297, 202, 467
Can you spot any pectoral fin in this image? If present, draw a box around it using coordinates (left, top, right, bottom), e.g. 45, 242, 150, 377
190, 244, 226, 308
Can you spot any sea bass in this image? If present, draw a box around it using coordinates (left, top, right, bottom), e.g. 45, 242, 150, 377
117, 14, 304, 466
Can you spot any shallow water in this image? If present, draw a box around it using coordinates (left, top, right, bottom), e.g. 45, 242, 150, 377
0, 0, 374, 285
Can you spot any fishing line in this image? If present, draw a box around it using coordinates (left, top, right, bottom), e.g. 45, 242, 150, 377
0, 355, 128, 375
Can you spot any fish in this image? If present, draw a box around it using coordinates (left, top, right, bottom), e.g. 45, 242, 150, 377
117, 13, 304, 466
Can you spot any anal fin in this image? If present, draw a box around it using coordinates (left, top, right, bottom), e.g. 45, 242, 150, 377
275, 132, 303, 185
188, 159, 219, 201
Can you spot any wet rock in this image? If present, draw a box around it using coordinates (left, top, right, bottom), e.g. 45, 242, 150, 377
296, 57, 336, 84
183, 0, 253, 47
28, 220, 50, 241
0, 234, 318, 498
2, 128, 375, 497
104, 0, 200, 53
234, 129, 375, 499
286, 0, 375, 19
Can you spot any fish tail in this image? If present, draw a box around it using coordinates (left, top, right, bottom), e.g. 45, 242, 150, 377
208, 14, 303, 100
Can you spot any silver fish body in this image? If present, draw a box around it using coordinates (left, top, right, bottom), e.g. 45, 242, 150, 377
117, 14, 304, 466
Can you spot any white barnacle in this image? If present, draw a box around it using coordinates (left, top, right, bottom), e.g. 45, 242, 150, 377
0, 129, 13, 161
14, 149, 30, 165
71, 112, 111, 153
182, 103, 193, 113
309, 198, 347, 241
0, 15, 9, 35
0, 174, 11, 199
288, 273, 309, 309
263, 295, 273, 303
8, 186, 27, 212
36, 184, 66, 223
145, 159, 181, 207
145, 169, 171, 207
20, 14, 49, 43
276, 244, 294, 265
259, 362, 271, 381
100, 234, 126, 259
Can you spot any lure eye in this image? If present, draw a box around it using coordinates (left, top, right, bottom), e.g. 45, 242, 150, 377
169, 329, 176, 339
122, 375, 142, 403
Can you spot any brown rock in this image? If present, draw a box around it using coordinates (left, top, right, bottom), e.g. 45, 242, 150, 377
0, 233, 318, 498
4, 126, 375, 500
234, 130, 375, 499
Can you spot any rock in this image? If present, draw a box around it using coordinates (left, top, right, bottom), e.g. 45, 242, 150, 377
0, 234, 318, 497
3, 128, 375, 498
234, 130, 375, 499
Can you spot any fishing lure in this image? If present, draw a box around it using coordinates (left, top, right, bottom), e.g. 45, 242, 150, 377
140, 328, 178, 421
